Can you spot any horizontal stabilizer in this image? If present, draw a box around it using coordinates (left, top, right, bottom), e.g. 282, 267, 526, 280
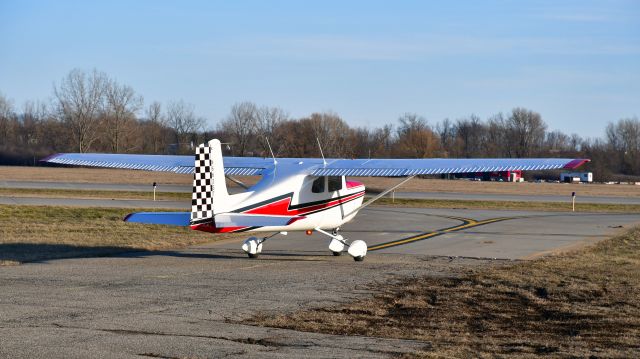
214, 213, 305, 228
124, 212, 191, 226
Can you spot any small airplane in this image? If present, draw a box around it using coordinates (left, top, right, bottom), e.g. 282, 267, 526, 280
43, 139, 589, 261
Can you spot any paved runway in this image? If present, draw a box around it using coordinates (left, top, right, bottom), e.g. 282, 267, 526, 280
3, 180, 639, 204
2, 203, 639, 357
0, 195, 189, 209
0, 180, 192, 193
213, 207, 639, 260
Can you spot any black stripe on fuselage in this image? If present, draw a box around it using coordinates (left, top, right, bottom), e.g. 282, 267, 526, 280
229, 193, 365, 232
231, 190, 365, 214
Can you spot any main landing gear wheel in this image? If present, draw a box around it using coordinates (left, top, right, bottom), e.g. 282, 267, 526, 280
241, 232, 283, 259
242, 237, 263, 259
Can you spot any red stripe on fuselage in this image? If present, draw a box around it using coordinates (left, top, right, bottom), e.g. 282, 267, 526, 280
189, 191, 365, 234
244, 191, 364, 216
190, 224, 245, 233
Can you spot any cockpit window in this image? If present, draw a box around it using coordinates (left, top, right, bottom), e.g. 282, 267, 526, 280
328, 176, 342, 192
312, 176, 325, 193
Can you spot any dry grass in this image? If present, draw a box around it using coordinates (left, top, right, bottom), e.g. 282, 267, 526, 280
0, 187, 188, 201
249, 227, 640, 357
363, 177, 640, 198
0, 205, 239, 265
2, 187, 639, 213
375, 197, 640, 213
0, 165, 192, 184
4, 165, 640, 197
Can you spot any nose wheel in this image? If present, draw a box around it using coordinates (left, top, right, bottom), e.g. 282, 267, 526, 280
317, 228, 367, 261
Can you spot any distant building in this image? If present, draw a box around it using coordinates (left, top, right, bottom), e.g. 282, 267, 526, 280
560, 172, 593, 183
452, 170, 523, 182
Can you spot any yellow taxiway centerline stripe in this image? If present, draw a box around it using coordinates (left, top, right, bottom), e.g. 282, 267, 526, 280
368, 216, 515, 251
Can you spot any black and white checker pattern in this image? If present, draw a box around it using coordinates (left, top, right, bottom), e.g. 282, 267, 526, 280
190, 144, 215, 223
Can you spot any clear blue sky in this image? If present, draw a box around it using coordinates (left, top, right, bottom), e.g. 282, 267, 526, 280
1, 0, 638, 138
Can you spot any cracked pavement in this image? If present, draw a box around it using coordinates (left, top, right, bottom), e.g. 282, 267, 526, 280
0, 244, 482, 358
3, 207, 639, 358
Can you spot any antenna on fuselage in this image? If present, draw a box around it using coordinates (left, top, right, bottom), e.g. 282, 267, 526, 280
265, 137, 277, 165
316, 137, 327, 167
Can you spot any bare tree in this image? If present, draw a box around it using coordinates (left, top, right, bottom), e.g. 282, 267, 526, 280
545, 130, 571, 153
219, 101, 258, 156
54, 69, 108, 152
255, 105, 288, 155
505, 108, 547, 157
569, 133, 582, 152
372, 124, 394, 157
485, 113, 507, 157
0, 93, 16, 147
104, 79, 143, 152
436, 118, 455, 157
20, 100, 49, 146
454, 114, 486, 158
145, 101, 166, 153
307, 112, 351, 157
606, 117, 640, 174
395, 113, 440, 158
166, 99, 203, 152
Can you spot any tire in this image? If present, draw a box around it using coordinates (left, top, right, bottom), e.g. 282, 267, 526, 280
248, 253, 259, 259
332, 251, 342, 256
353, 256, 364, 262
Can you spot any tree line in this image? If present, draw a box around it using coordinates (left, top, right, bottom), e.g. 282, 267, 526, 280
0, 69, 638, 181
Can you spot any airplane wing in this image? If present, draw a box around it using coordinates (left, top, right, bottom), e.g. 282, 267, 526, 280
124, 212, 191, 226
314, 158, 590, 176
41, 153, 280, 175
123, 211, 304, 228
42, 153, 588, 177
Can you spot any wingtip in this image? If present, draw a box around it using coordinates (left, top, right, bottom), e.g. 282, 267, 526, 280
563, 159, 591, 169
39, 153, 62, 163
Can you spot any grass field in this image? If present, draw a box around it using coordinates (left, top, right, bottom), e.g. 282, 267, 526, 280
0, 205, 238, 265
3, 165, 640, 198
0, 187, 188, 201
375, 197, 640, 213
3, 185, 640, 213
0, 165, 191, 185
249, 226, 640, 357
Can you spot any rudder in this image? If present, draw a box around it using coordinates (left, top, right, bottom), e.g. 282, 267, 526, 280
190, 139, 229, 224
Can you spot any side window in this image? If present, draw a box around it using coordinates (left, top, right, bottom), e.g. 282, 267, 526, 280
312, 176, 325, 193
328, 176, 342, 192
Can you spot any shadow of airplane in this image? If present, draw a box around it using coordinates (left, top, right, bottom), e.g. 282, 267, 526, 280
0, 243, 331, 265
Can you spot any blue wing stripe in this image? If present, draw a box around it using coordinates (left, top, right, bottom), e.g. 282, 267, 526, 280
43, 152, 589, 177
309, 158, 584, 177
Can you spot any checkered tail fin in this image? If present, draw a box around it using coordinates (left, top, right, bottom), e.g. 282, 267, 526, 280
190, 139, 229, 224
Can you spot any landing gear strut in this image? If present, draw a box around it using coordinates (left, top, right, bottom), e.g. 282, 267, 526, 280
241, 232, 285, 258
316, 228, 367, 261
328, 228, 344, 256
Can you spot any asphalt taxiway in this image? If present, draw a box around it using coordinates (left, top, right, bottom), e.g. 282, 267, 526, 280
3, 179, 640, 204
2, 203, 639, 357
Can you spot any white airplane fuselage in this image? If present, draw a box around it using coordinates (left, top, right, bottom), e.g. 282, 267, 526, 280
190, 169, 365, 234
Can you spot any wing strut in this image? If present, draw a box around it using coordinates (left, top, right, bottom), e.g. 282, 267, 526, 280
345, 175, 416, 217
225, 175, 249, 190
